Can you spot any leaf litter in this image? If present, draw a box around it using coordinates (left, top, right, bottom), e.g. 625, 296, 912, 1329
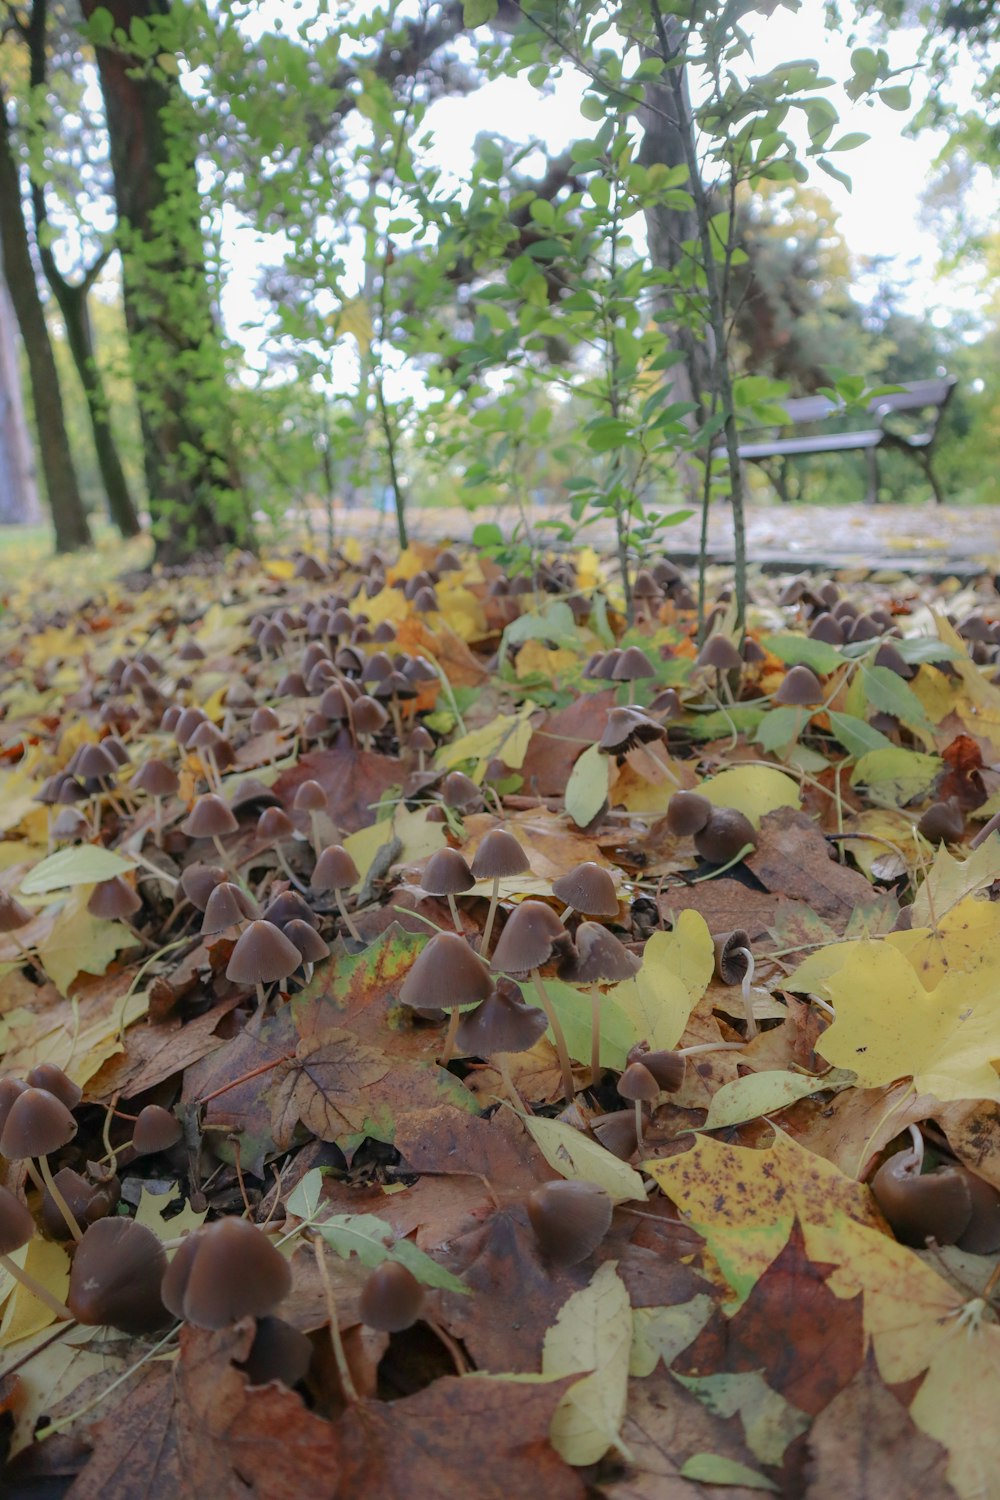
0, 544, 999, 1496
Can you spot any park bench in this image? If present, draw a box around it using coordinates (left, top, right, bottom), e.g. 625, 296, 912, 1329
726, 376, 957, 504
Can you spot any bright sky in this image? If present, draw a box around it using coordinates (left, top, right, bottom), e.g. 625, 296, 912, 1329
220, 0, 995, 373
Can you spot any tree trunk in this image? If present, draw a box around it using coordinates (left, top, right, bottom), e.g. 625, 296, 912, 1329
79, 0, 249, 565
0, 90, 91, 552
0, 269, 41, 524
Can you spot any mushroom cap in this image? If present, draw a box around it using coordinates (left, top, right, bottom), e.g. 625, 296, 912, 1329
955, 1168, 1000, 1254
409, 725, 435, 754
848, 614, 880, 643
68, 1217, 169, 1333
181, 794, 239, 840
0, 1078, 28, 1136
257, 806, 295, 842
131, 758, 180, 797
617, 1060, 660, 1102
160, 1217, 292, 1328
282, 918, 330, 964
590, 649, 622, 681
174, 707, 209, 747
598, 707, 666, 755
441, 771, 483, 814
226, 920, 303, 986
319, 686, 352, 723
873, 642, 913, 679
132, 1105, 183, 1156
665, 791, 713, 837
637, 1049, 686, 1092
250, 706, 281, 734
399, 932, 493, 1011
420, 848, 475, 897
772, 664, 824, 707
0, 1087, 77, 1160
713, 929, 752, 985
312, 845, 360, 892
871, 1154, 972, 1248
917, 800, 965, 844
293, 779, 328, 812
239, 1315, 314, 1388
25, 1063, 82, 1111
560, 922, 640, 985
0, 892, 33, 932
612, 646, 657, 682
526, 1180, 613, 1266
52, 807, 90, 842
491, 901, 569, 975
262, 890, 319, 928
454, 987, 549, 1056
41, 1165, 120, 1239
693, 807, 757, 864
0, 1185, 35, 1254
87, 876, 141, 921
179, 862, 227, 912
202, 882, 259, 935
807, 612, 845, 646
695, 634, 743, 672
550, 862, 618, 918
352, 696, 389, 735
74, 742, 119, 781
470, 829, 531, 881
359, 1261, 425, 1332
591, 1109, 639, 1161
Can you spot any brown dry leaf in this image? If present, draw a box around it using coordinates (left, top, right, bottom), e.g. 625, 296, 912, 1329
295, 925, 442, 1064
396, 615, 490, 687
804, 1353, 958, 1500
86, 998, 242, 1099
269, 1027, 393, 1148
745, 807, 874, 926
393, 1104, 550, 1197
659, 879, 785, 942
274, 745, 403, 836
519, 690, 616, 797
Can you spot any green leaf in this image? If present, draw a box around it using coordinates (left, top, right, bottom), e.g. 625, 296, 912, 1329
851, 747, 941, 805
534, 975, 634, 1075
463, 0, 497, 24
287, 1183, 469, 1293
679, 1454, 777, 1491
879, 85, 911, 110
762, 633, 842, 675
522, 1116, 646, 1202
862, 666, 934, 739
754, 707, 805, 755
565, 744, 609, 828
827, 711, 894, 760
21, 846, 134, 895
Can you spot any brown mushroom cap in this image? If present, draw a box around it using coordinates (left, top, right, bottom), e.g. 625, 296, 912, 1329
359, 1261, 425, 1332
181, 794, 239, 840
470, 829, 531, 881
612, 646, 657, 682
591, 1109, 639, 1161
226, 920, 303, 986
131, 758, 180, 797
179, 862, 227, 911
282, 919, 330, 964
257, 807, 295, 842
74, 742, 119, 782
560, 922, 640, 985
87, 876, 142, 921
713, 929, 752, 985
41, 1165, 120, 1239
68, 1217, 169, 1333
637, 1049, 686, 1092
617, 1060, 661, 1102
262, 890, 319, 928
250, 706, 282, 735
409, 725, 435, 755
917, 800, 965, 844
772, 664, 825, 707
0, 1185, 35, 1254
454, 987, 549, 1055
0, 1087, 77, 1160
132, 1105, 184, 1156
441, 771, 483, 815
598, 707, 666, 756
526, 1180, 613, 1266
352, 696, 389, 736
0, 892, 33, 932
239, 1315, 314, 1388
25, 1063, 82, 1111
871, 1154, 972, 1248
293, 779, 328, 813
491, 900, 569, 975
399, 932, 493, 1011
808, 613, 845, 646
202, 882, 260, 935
420, 848, 475, 896
665, 791, 713, 837
312, 845, 360, 892
695, 634, 743, 672
955, 1168, 1000, 1254
693, 807, 757, 864
550, 862, 619, 918
160, 1217, 292, 1328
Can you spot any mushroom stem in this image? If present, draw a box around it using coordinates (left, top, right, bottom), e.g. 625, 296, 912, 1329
531, 968, 576, 1105
496, 1052, 527, 1113
677, 1042, 746, 1056
589, 984, 602, 1090
255, 979, 267, 1015
0, 1252, 73, 1319
312, 1236, 358, 1405
389, 697, 404, 745
558, 904, 575, 924
276, 847, 308, 894
153, 796, 163, 848
480, 875, 501, 956
309, 811, 323, 863
417, 748, 426, 774
905, 1122, 925, 1171
335, 888, 362, 944
438, 1007, 462, 1069
736, 947, 757, 1038
633, 1098, 645, 1150
34, 1157, 83, 1243
446, 893, 462, 934
211, 834, 241, 885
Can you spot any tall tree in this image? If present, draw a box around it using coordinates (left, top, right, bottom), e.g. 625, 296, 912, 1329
77, 0, 248, 564
0, 80, 91, 550
0, 265, 40, 523
24, 0, 140, 538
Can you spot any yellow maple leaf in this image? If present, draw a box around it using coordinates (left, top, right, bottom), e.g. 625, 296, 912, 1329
887, 893, 1000, 987
515, 639, 578, 682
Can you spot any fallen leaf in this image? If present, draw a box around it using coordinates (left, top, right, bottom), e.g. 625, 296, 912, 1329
745, 807, 874, 924
702, 765, 800, 826
521, 1115, 647, 1202
542, 1260, 632, 1465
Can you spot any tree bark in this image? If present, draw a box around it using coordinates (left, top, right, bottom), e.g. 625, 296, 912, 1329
79, 0, 248, 564
0, 269, 41, 525
0, 88, 92, 552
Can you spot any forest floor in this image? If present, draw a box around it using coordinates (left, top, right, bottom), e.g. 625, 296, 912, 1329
0, 526, 999, 1497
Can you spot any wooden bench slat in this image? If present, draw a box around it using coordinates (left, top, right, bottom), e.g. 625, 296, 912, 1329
736, 430, 885, 459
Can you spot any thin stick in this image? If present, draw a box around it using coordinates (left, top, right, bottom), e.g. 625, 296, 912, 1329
312, 1236, 359, 1404
29, 1159, 82, 1243
531, 968, 575, 1105
0, 1252, 72, 1319
335, 887, 363, 943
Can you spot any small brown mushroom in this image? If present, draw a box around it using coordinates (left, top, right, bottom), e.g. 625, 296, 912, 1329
399, 931, 493, 1067
526, 1180, 613, 1266
617, 1061, 660, 1148
68, 1217, 169, 1333
713, 928, 758, 1037
420, 848, 475, 933
0, 1087, 81, 1241
226, 919, 303, 1015
359, 1262, 425, 1332
492, 902, 575, 1104
312, 845, 362, 943
694, 807, 757, 866
551, 861, 618, 922
160, 1217, 292, 1328
470, 828, 531, 954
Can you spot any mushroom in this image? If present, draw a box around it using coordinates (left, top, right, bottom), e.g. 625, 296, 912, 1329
282, 917, 330, 983
870, 1127, 973, 1248
0, 1087, 82, 1241
408, 725, 435, 775
917, 799, 965, 844
351, 695, 389, 752
161, 1216, 292, 1328
359, 1262, 425, 1332
256, 807, 304, 890
693, 807, 757, 866
131, 1105, 184, 1156
68, 1217, 169, 1333
559, 922, 640, 1088
312, 845, 362, 944
550, 862, 619, 923
441, 771, 483, 816
87, 876, 147, 949
808, 613, 845, 646
202, 881, 259, 937
40, 1165, 120, 1240
293, 780, 331, 861
25, 1063, 81, 1111
597, 707, 666, 760
454, 983, 548, 1109
526, 1180, 613, 1266
611, 645, 657, 704
239, 1316, 314, 1388
399, 931, 493, 1067
0, 1186, 72, 1318
713, 928, 758, 1038
130, 758, 180, 847
180, 794, 241, 882
491, 901, 576, 1104
616, 1060, 660, 1148
179, 862, 227, 913
665, 790, 713, 837
772, 664, 824, 707
420, 848, 475, 934
470, 828, 531, 955
226, 919, 303, 1016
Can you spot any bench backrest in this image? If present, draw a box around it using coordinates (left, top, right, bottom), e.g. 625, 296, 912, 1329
779, 376, 956, 428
